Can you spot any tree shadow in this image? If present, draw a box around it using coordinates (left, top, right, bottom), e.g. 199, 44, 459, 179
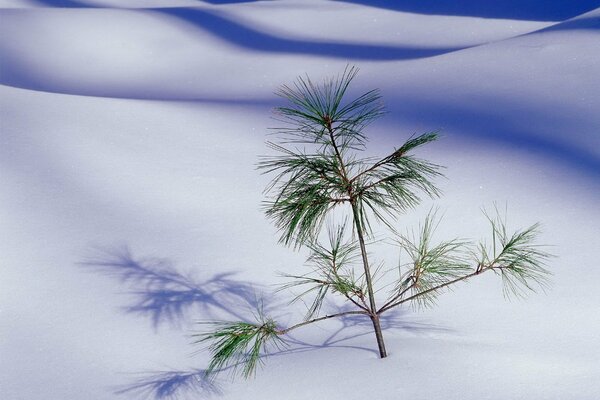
81, 246, 268, 328
86, 246, 450, 398
113, 308, 450, 399
82, 246, 265, 398
332, 0, 600, 22
279, 308, 452, 357
115, 369, 222, 399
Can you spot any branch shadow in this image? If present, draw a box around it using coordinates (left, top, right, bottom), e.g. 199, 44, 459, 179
115, 369, 222, 399
81, 245, 273, 398
81, 246, 267, 329
278, 308, 452, 358
112, 309, 451, 399
83, 247, 450, 399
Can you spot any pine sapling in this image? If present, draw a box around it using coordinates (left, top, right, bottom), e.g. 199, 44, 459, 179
193, 66, 552, 379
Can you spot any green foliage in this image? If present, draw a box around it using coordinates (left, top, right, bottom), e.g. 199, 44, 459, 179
259, 66, 443, 246
278, 222, 367, 319
194, 318, 285, 379
350, 132, 443, 232
195, 66, 552, 380
378, 208, 553, 314
477, 208, 552, 298
274, 65, 384, 149
259, 144, 344, 246
394, 210, 472, 309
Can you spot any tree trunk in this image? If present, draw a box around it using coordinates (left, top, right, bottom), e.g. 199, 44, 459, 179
327, 122, 388, 358
370, 314, 388, 358
350, 202, 388, 358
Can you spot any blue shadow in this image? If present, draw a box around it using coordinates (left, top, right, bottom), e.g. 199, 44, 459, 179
333, 0, 600, 22
199, 0, 266, 3
156, 7, 468, 61
116, 369, 222, 399
114, 307, 448, 398
81, 246, 266, 329
26, 0, 600, 24
33, 0, 94, 7
32, 0, 266, 7
382, 95, 600, 178
538, 15, 600, 32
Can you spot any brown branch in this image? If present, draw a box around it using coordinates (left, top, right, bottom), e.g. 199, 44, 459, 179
378, 266, 495, 314
353, 176, 394, 197
324, 115, 351, 188
283, 274, 369, 313
342, 293, 370, 312
276, 310, 368, 335
329, 197, 352, 204
378, 277, 416, 312
326, 115, 387, 357
349, 149, 401, 184
330, 258, 370, 312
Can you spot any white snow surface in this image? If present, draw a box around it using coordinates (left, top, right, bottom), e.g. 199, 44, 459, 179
1, 1, 599, 399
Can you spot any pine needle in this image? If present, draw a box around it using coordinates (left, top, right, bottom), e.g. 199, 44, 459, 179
194, 318, 286, 380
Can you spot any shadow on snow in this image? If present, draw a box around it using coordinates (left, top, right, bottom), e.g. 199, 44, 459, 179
31, 0, 600, 21
84, 246, 450, 399
115, 369, 222, 399
80, 246, 266, 328
113, 311, 449, 399
17, 2, 471, 61
381, 94, 600, 178
155, 7, 468, 61
33, 0, 267, 5
332, 0, 600, 22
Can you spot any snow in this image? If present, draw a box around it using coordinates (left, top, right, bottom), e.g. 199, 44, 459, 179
1, 1, 599, 399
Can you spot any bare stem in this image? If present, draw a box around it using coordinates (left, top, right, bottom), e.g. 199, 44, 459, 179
324, 115, 387, 358
378, 266, 491, 314
379, 279, 416, 313
277, 310, 367, 335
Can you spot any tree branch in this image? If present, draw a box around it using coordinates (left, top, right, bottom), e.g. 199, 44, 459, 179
377, 266, 495, 314
379, 277, 416, 313
349, 153, 395, 184
277, 310, 368, 335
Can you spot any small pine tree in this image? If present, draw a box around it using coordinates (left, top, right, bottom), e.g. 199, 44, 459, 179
194, 66, 551, 378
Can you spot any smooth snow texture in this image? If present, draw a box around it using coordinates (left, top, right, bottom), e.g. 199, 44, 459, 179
1, 1, 599, 399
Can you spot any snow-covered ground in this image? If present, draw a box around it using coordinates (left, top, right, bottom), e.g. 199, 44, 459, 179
1, 1, 599, 399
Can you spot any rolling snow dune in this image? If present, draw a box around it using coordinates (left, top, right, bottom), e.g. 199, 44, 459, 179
0, 2, 556, 99
1, 1, 599, 400
332, 0, 600, 21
